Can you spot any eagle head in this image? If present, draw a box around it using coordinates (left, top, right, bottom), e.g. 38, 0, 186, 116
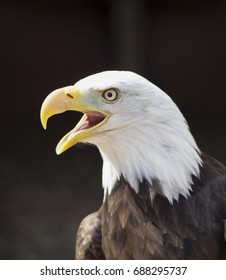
40, 71, 202, 203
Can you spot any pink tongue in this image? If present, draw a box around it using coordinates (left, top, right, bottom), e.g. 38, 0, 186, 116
75, 113, 105, 132
86, 114, 105, 128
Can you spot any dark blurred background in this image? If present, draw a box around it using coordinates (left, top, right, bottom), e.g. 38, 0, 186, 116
1, 0, 226, 259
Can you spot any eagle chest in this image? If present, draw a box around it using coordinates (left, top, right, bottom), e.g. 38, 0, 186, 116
100, 180, 223, 259
101, 183, 173, 259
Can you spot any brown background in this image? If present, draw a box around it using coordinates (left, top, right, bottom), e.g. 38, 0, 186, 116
1, 0, 226, 259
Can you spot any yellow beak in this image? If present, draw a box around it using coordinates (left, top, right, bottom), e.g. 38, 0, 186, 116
40, 86, 108, 154
40, 86, 77, 130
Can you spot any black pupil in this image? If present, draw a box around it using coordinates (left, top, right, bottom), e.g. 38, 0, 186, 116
107, 92, 113, 98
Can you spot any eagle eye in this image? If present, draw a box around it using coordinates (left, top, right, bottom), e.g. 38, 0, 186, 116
102, 89, 118, 102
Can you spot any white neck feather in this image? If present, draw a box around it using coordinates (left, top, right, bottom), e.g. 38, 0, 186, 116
97, 98, 202, 204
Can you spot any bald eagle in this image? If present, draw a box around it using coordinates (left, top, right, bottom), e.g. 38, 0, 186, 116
40, 71, 226, 259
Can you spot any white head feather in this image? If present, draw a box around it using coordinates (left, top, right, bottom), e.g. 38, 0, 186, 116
75, 71, 202, 203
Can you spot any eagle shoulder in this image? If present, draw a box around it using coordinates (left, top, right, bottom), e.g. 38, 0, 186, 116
75, 211, 105, 260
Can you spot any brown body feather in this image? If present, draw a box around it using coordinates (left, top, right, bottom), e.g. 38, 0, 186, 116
75, 154, 226, 259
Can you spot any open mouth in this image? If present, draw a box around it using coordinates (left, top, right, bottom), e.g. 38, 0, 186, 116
56, 111, 108, 154
75, 112, 106, 133
40, 86, 109, 155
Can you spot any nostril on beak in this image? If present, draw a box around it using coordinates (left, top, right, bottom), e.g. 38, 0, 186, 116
66, 93, 74, 99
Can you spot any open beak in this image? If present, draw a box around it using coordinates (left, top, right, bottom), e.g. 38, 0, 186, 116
40, 86, 109, 154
